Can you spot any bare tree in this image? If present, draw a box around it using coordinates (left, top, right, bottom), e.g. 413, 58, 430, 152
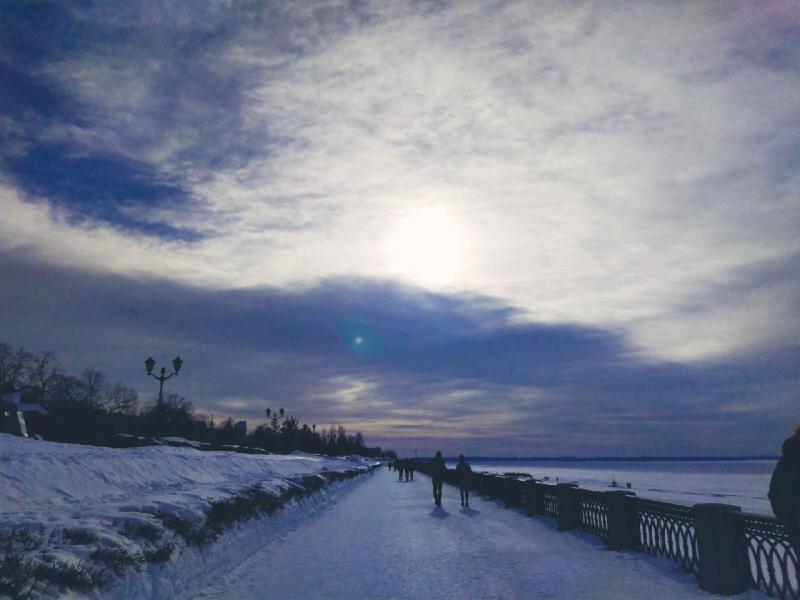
80, 369, 106, 409
29, 351, 60, 405
0, 343, 32, 390
99, 382, 138, 415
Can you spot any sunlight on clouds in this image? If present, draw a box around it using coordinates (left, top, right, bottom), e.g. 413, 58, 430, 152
382, 205, 470, 289
3, 1, 799, 364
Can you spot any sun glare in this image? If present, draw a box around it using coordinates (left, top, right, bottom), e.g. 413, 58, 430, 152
383, 207, 468, 288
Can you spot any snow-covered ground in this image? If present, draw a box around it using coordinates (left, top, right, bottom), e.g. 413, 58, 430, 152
450, 459, 776, 514
0, 434, 376, 597
188, 468, 766, 600
1, 438, 774, 599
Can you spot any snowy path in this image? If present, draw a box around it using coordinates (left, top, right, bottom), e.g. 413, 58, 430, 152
194, 468, 763, 600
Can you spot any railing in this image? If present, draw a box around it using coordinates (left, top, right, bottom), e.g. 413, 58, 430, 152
577, 489, 608, 540
542, 485, 559, 517
636, 498, 699, 575
739, 512, 799, 599
412, 462, 798, 599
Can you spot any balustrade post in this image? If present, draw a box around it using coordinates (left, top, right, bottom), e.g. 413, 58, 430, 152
504, 479, 517, 508
692, 503, 748, 595
492, 476, 503, 499
556, 483, 580, 531
605, 490, 639, 551
526, 480, 544, 516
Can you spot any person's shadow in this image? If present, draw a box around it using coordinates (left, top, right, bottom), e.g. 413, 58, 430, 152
460, 507, 480, 517
430, 506, 449, 519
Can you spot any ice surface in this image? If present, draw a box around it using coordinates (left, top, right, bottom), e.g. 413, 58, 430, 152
451, 459, 777, 514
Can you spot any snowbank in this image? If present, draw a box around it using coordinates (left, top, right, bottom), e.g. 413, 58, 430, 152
0, 434, 377, 598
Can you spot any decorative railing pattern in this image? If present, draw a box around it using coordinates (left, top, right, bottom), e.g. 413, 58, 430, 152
542, 486, 559, 518
739, 512, 799, 600
411, 462, 797, 599
636, 498, 699, 575
577, 489, 608, 540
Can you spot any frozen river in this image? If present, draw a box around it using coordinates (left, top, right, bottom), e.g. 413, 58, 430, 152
446, 459, 777, 514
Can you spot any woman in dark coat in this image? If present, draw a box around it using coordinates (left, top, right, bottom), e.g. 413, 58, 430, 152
430, 451, 447, 506
769, 425, 800, 556
455, 454, 473, 507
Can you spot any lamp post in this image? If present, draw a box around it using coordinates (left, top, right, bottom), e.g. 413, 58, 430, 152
145, 355, 183, 410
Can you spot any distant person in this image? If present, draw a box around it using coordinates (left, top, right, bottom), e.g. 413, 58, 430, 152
455, 454, 473, 507
430, 450, 447, 506
404, 458, 411, 481
407, 458, 415, 481
769, 425, 800, 556
398, 459, 405, 481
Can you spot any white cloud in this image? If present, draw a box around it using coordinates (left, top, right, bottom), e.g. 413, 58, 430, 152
3, 0, 799, 362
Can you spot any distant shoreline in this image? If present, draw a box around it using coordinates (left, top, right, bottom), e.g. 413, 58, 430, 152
438, 455, 779, 462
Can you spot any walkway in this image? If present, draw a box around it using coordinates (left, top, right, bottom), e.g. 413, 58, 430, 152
195, 468, 763, 599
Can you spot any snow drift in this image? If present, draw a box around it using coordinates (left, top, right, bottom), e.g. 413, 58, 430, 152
0, 434, 377, 599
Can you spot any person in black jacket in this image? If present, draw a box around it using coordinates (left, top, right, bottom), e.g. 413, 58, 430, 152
769, 426, 800, 556
455, 454, 472, 507
430, 451, 447, 506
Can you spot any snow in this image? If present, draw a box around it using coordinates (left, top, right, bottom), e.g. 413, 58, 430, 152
0, 437, 773, 599
184, 469, 765, 600
0, 433, 375, 590
454, 459, 776, 514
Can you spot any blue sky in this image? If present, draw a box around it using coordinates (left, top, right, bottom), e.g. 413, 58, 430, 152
1, 0, 798, 456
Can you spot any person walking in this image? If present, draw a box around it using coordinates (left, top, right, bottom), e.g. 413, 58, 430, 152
769, 425, 800, 556
408, 458, 415, 481
404, 458, 411, 482
398, 458, 405, 481
430, 450, 447, 506
455, 454, 473, 507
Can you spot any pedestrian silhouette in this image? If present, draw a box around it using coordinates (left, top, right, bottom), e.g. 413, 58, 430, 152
408, 458, 415, 481
455, 454, 472, 507
769, 425, 800, 556
430, 450, 447, 506
398, 459, 405, 481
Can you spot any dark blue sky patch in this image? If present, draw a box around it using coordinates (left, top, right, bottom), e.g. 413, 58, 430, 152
0, 63, 83, 123
3, 141, 203, 241
0, 2, 74, 66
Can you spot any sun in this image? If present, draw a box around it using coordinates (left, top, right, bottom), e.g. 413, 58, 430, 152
383, 206, 468, 288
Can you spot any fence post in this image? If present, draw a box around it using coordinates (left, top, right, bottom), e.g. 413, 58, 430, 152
492, 476, 503, 500
556, 483, 580, 531
504, 479, 520, 508
526, 480, 541, 516
480, 474, 490, 496
693, 503, 748, 595
605, 491, 639, 551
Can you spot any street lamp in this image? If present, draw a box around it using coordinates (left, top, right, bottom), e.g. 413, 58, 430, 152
145, 355, 183, 409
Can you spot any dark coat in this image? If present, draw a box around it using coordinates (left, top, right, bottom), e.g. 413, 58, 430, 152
430, 455, 447, 480
769, 432, 800, 531
455, 462, 472, 486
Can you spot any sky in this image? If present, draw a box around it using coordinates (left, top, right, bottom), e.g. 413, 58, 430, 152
1, 0, 798, 457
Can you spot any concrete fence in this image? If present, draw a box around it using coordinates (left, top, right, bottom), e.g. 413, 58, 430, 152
414, 463, 798, 599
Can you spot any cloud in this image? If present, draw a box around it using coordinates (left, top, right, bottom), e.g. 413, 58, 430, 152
2, 1, 798, 364
2, 1, 799, 455
1, 251, 796, 456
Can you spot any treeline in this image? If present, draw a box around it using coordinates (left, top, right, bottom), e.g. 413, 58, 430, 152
0, 343, 391, 458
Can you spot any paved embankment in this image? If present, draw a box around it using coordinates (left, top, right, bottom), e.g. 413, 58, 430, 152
193, 468, 765, 600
